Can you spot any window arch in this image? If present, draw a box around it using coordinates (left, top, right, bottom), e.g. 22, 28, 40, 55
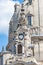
18, 44, 22, 54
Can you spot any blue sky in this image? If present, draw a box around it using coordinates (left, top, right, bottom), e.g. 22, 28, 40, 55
0, 0, 23, 52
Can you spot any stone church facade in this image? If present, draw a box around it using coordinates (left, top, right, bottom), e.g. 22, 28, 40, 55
0, 0, 43, 65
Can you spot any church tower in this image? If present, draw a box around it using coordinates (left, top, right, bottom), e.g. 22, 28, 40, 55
6, 0, 38, 65
6, 1, 32, 57
0, 0, 43, 65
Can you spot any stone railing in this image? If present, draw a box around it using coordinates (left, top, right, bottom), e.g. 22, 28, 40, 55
30, 26, 43, 36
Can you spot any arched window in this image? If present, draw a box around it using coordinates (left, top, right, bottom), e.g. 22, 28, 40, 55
27, 15, 32, 26
14, 45, 16, 54
18, 44, 22, 54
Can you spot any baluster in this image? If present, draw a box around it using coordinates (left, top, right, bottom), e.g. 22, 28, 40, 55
35, 27, 38, 35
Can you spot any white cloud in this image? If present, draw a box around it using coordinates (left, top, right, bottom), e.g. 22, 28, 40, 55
0, 0, 20, 36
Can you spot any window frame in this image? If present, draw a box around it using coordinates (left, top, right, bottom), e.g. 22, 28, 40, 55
27, 15, 32, 26
29, 0, 32, 5
18, 44, 22, 54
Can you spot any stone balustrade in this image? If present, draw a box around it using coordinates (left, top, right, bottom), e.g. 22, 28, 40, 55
30, 26, 43, 36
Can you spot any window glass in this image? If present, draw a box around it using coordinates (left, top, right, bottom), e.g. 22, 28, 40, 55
18, 44, 22, 54
29, 0, 32, 5
28, 16, 32, 25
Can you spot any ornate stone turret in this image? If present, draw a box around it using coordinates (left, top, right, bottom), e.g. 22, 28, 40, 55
17, 3, 28, 26
6, 0, 32, 57
5, 0, 38, 65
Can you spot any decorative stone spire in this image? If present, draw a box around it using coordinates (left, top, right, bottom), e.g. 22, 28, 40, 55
2, 46, 4, 52
18, 3, 28, 25
14, 0, 20, 12
20, 3, 25, 16
14, 4, 17, 12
